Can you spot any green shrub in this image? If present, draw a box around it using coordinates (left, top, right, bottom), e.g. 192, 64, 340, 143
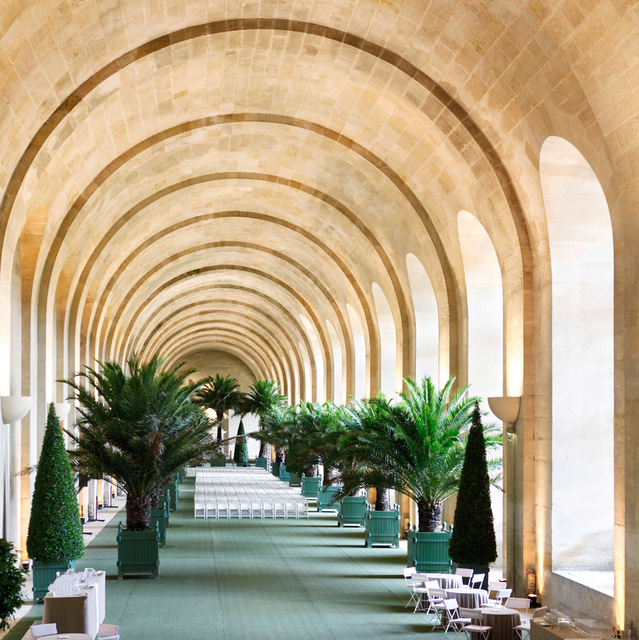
0, 538, 26, 631
26, 404, 84, 563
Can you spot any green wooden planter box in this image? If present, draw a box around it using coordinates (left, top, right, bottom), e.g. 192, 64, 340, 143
158, 494, 170, 526
406, 528, 452, 572
150, 509, 168, 547
279, 464, 290, 482
255, 457, 269, 471
210, 454, 226, 467
317, 486, 341, 511
117, 523, 160, 579
32, 559, 76, 603
271, 461, 280, 477
166, 481, 178, 511
337, 496, 368, 527
364, 505, 401, 547
301, 475, 321, 498
288, 471, 301, 487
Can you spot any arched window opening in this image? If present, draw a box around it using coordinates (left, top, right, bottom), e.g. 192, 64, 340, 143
406, 253, 439, 382
458, 209, 504, 567
300, 314, 325, 402
326, 320, 344, 404
299, 341, 312, 402
372, 283, 397, 397
541, 137, 614, 594
346, 304, 366, 401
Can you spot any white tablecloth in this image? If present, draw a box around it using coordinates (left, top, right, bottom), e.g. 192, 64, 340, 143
44, 570, 106, 638
414, 572, 464, 589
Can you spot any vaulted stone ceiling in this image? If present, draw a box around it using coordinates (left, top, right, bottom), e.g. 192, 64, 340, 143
1, 0, 637, 404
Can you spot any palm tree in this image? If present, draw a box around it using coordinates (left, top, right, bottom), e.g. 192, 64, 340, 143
339, 376, 498, 532
194, 374, 246, 441
247, 379, 287, 459
64, 354, 217, 531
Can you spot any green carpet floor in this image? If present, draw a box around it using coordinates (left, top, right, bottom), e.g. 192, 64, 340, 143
7, 479, 445, 639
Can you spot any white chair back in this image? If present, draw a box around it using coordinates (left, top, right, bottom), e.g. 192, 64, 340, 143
506, 597, 530, 611
532, 606, 548, 619
31, 624, 58, 638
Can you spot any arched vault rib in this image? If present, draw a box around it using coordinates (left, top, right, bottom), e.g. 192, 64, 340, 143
45, 111, 431, 391
128, 295, 305, 400
90, 243, 367, 399
166, 331, 272, 385
158, 323, 293, 398
63, 167, 416, 395
123, 288, 318, 400
169, 338, 271, 386
11, 20, 539, 391
137, 265, 343, 388
141, 312, 280, 378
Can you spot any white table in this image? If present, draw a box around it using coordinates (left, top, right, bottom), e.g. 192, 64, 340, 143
414, 572, 464, 589
43, 570, 106, 639
481, 607, 522, 640
446, 587, 489, 608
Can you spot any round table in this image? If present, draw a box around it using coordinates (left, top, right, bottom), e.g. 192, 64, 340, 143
415, 573, 464, 589
481, 607, 522, 640
446, 587, 489, 609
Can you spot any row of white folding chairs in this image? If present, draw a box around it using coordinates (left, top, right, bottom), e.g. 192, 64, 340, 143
194, 497, 309, 519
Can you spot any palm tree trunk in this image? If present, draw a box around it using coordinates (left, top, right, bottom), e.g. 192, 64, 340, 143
126, 494, 152, 531
417, 498, 443, 532
375, 487, 390, 511
149, 486, 162, 509
258, 436, 267, 459
216, 410, 224, 441
323, 465, 336, 484
305, 464, 319, 477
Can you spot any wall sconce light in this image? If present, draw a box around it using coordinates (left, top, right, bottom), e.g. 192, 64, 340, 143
0, 395, 32, 425
487, 396, 521, 433
54, 402, 71, 422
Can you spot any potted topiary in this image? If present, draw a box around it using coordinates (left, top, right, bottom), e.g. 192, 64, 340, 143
0, 538, 27, 631
27, 404, 85, 602
233, 419, 249, 466
448, 402, 501, 588
64, 354, 219, 579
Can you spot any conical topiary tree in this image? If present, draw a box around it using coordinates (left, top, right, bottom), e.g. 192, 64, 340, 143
448, 401, 499, 577
233, 420, 249, 466
27, 403, 84, 565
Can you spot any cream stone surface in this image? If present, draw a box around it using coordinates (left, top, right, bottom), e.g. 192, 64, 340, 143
0, 0, 638, 631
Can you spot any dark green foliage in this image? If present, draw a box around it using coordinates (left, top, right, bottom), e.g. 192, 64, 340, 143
194, 374, 246, 441
64, 354, 219, 531
247, 379, 287, 458
0, 538, 26, 631
233, 420, 249, 466
448, 402, 498, 564
27, 404, 84, 563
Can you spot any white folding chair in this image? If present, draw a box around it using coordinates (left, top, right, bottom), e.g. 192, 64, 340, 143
403, 567, 419, 608
194, 498, 205, 518
455, 567, 474, 586
515, 606, 548, 640
298, 500, 309, 519
262, 499, 275, 518
505, 596, 531, 615
31, 623, 58, 638
98, 636, 119, 640
487, 588, 512, 607
431, 587, 449, 628
98, 623, 119, 637
443, 599, 473, 635
250, 497, 264, 518
471, 572, 485, 589
460, 608, 491, 640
